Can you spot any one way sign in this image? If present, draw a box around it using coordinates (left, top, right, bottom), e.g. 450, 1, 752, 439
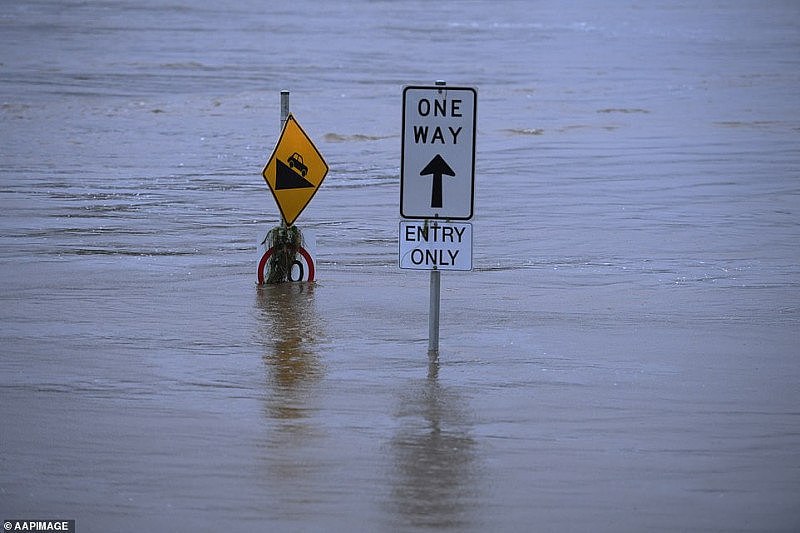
401, 85, 476, 220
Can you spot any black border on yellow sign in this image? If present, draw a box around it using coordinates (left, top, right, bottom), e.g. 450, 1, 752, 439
262, 113, 329, 226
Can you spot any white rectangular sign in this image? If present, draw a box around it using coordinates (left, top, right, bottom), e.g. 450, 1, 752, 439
401, 85, 477, 220
399, 220, 472, 271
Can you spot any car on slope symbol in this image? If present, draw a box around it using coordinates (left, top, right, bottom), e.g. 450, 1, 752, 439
287, 152, 308, 177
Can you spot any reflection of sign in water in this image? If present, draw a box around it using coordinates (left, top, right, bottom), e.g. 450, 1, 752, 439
256, 281, 322, 424
257, 231, 317, 283
262, 114, 329, 225
389, 368, 478, 527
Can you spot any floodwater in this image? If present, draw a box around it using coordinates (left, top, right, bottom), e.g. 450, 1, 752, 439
1, 1, 799, 531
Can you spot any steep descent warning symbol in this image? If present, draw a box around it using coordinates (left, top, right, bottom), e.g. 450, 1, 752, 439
262, 114, 328, 225
275, 153, 314, 190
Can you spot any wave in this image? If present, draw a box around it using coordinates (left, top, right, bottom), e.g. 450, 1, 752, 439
323, 133, 394, 143
596, 108, 650, 114
503, 128, 544, 136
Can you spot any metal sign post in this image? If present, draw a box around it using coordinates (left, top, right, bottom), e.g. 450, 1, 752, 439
280, 90, 289, 230
257, 89, 326, 284
428, 80, 445, 358
429, 265, 441, 357
399, 79, 476, 359
280, 90, 290, 130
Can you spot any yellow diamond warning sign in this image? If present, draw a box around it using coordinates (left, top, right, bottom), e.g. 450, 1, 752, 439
262, 114, 329, 226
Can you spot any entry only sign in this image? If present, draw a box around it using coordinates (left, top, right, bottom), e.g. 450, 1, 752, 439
399, 220, 472, 271
401, 86, 476, 220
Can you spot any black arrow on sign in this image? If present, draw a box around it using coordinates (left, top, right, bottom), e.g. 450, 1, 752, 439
419, 154, 455, 209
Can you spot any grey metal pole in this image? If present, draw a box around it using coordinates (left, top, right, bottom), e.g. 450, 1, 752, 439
428, 266, 441, 358
280, 90, 290, 130
427, 80, 446, 359
279, 90, 290, 228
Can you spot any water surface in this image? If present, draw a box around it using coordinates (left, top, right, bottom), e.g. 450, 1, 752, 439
1, 1, 799, 531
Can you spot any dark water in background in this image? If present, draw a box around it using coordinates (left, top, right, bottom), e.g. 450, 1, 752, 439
1, 1, 799, 531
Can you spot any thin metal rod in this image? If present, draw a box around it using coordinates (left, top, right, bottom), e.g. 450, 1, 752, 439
428, 269, 441, 358
280, 90, 290, 130
427, 80, 446, 359
280, 90, 290, 128
280, 90, 290, 227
